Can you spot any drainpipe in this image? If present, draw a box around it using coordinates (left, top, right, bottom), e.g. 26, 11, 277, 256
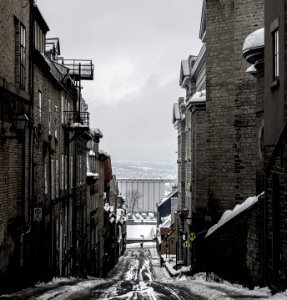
260, 192, 266, 285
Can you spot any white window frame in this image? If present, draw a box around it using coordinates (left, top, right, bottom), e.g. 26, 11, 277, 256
39, 91, 42, 122
48, 100, 52, 135
20, 23, 26, 89
56, 159, 59, 198
273, 29, 279, 80
55, 105, 58, 139
51, 159, 55, 200
70, 156, 73, 188
61, 93, 64, 124
44, 163, 48, 195
61, 155, 64, 190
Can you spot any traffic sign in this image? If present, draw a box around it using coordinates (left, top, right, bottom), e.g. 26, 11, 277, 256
34, 207, 42, 222
189, 232, 196, 241
183, 240, 191, 248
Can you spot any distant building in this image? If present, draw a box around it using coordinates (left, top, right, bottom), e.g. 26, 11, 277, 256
117, 178, 175, 213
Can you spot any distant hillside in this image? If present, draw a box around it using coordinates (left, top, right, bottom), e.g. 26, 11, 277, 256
112, 160, 177, 179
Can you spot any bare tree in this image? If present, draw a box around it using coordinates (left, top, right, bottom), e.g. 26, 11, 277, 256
125, 189, 142, 214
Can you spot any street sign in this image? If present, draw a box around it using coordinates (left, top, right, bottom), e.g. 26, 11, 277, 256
183, 240, 191, 248
34, 207, 42, 222
189, 232, 196, 241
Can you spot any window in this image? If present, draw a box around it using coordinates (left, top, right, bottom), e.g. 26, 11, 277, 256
34, 21, 45, 53
61, 92, 64, 124
272, 29, 279, 80
56, 160, 59, 198
65, 155, 68, 189
44, 163, 48, 194
48, 100, 52, 134
39, 91, 42, 122
54, 105, 58, 139
51, 159, 55, 200
70, 156, 73, 188
61, 155, 64, 190
20, 23, 26, 89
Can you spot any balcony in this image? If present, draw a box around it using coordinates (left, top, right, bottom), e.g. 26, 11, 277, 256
58, 59, 94, 81
64, 111, 90, 129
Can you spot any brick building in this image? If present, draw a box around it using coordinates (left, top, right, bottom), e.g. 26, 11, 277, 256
262, 0, 287, 291
173, 0, 265, 285
0, 1, 122, 291
0, 0, 32, 290
205, 0, 264, 219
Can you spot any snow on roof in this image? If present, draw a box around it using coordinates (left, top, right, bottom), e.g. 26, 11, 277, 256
246, 64, 257, 75
86, 172, 99, 178
89, 150, 96, 157
158, 188, 178, 208
187, 89, 206, 106
205, 192, 264, 238
92, 128, 103, 137
70, 122, 87, 129
99, 149, 110, 157
242, 27, 264, 54
159, 214, 171, 228
116, 208, 126, 224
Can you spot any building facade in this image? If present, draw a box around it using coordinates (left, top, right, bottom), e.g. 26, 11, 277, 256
0, 2, 123, 291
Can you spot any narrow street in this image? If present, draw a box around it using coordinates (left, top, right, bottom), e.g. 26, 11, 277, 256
0, 243, 205, 300
0, 243, 278, 299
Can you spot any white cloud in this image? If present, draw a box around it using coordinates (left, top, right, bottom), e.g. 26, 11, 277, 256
37, 0, 203, 161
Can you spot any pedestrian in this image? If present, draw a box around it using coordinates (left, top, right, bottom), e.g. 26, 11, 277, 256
160, 256, 164, 267
103, 253, 111, 277
140, 242, 143, 248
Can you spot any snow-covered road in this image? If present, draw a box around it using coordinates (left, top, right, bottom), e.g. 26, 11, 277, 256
0, 243, 286, 299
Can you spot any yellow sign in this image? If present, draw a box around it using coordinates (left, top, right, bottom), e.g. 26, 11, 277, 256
183, 240, 191, 248
189, 232, 196, 242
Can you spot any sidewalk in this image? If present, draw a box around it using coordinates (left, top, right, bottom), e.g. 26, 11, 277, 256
161, 255, 191, 277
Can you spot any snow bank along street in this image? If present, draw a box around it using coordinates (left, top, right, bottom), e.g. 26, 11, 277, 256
0, 243, 286, 299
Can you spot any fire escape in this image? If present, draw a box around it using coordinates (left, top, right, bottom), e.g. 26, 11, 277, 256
60, 58, 94, 128
60, 58, 94, 276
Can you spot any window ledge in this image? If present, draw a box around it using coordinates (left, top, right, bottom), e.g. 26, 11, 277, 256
271, 78, 279, 89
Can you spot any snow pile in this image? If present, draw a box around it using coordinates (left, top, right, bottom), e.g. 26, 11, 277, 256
69, 122, 87, 128
86, 172, 99, 178
127, 224, 156, 240
187, 89, 206, 106
88, 150, 95, 156
159, 214, 171, 228
206, 192, 264, 237
243, 27, 264, 53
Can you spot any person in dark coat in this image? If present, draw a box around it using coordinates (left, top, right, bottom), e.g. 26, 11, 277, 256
103, 253, 111, 277
160, 256, 164, 267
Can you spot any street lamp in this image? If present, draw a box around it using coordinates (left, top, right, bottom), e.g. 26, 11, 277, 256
181, 207, 190, 220
169, 237, 174, 262
1, 113, 29, 144
180, 207, 191, 266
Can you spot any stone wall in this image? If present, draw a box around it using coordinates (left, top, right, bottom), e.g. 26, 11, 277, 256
206, 202, 261, 288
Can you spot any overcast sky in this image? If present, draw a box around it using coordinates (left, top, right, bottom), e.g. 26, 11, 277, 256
36, 0, 203, 162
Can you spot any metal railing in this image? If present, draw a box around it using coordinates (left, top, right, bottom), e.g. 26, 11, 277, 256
64, 111, 90, 127
58, 59, 94, 81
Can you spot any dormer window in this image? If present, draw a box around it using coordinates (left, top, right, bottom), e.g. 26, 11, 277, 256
270, 17, 279, 88
20, 23, 26, 89
272, 29, 279, 80
34, 21, 45, 53
15, 17, 26, 89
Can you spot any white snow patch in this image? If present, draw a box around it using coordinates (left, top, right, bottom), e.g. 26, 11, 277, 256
243, 27, 264, 52
205, 192, 264, 237
127, 224, 156, 240
186, 89, 206, 106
